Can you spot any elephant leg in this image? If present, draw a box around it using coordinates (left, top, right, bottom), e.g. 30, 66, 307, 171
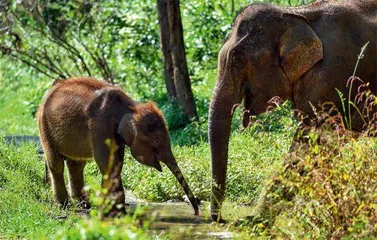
44, 160, 50, 185
107, 144, 126, 215
66, 159, 90, 209
45, 150, 69, 207
113, 144, 125, 198
92, 137, 126, 215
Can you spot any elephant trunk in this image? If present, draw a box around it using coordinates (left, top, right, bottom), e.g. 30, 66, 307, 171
164, 156, 199, 216
208, 93, 234, 222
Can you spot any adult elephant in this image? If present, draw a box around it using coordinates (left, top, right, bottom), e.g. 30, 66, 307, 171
208, 0, 376, 221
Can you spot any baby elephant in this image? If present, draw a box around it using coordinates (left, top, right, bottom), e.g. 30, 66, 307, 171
37, 77, 199, 215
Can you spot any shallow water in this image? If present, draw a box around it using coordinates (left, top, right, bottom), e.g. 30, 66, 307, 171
126, 192, 254, 239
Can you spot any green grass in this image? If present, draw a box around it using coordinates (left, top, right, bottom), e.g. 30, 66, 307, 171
0, 140, 63, 238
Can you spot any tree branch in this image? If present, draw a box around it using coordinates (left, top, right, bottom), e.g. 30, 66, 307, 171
7, 51, 57, 79
34, 5, 92, 76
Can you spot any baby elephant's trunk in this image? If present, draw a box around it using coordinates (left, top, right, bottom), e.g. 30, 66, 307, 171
164, 159, 199, 216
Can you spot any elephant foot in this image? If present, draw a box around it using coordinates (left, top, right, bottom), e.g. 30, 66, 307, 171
106, 205, 126, 218
211, 213, 227, 223
58, 198, 70, 210
76, 197, 91, 211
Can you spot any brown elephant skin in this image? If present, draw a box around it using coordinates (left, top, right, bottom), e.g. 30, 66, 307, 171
37, 77, 199, 215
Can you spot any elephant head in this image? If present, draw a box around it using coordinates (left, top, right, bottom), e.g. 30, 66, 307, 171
208, 4, 323, 221
118, 102, 199, 215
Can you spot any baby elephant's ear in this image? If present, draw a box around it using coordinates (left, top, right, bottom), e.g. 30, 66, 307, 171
118, 113, 135, 146
279, 13, 323, 83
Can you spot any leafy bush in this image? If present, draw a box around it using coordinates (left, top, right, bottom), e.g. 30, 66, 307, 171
159, 97, 188, 131
238, 90, 377, 238
246, 134, 377, 238
52, 206, 157, 240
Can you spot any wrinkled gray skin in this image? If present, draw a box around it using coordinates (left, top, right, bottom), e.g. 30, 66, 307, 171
38, 77, 199, 215
209, 0, 376, 221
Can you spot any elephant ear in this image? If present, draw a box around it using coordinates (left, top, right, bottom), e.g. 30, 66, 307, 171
118, 113, 136, 146
279, 13, 323, 83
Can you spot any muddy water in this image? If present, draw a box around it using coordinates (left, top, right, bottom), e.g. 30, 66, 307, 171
125, 192, 254, 239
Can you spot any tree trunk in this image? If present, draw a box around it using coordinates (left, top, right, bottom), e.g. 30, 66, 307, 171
156, 0, 176, 98
157, 0, 198, 120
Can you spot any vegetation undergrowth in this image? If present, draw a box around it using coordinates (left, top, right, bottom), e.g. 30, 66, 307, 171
0, 140, 62, 238
235, 83, 377, 238
51, 197, 158, 240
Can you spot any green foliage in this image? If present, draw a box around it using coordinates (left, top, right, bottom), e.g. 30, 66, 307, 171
0, 0, 315, 102
237, 92, 377, 238
244, 134, 377, 238
52, 206, 157, 240
170, 119, 209, 146
0, 59, 45, 135
159, 97, 188, 130
23, 81, 51, 117
0, 0, 316, 135
167, 97, 211, 146
0, 139, 62, 238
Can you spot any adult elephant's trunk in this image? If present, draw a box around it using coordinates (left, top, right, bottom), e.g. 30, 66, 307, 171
208, 89, 236, 222
208, 35, 246, 221
163, 151, 199, 215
